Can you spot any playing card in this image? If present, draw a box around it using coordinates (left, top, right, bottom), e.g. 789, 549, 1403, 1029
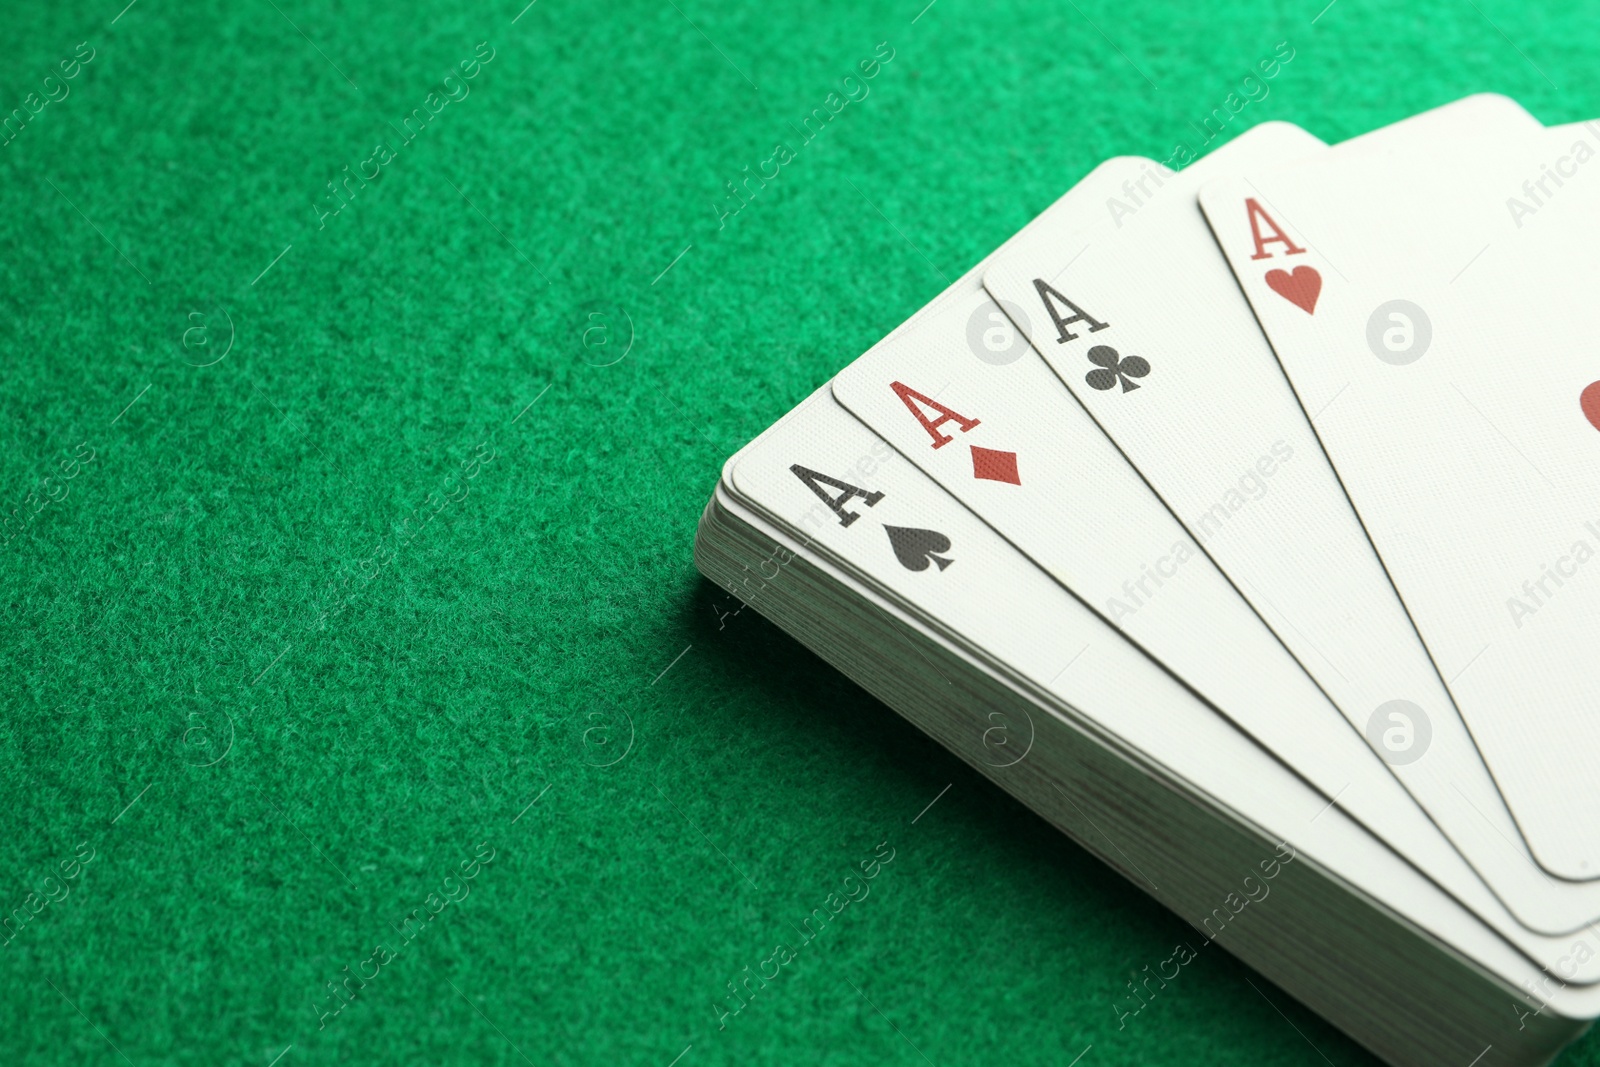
726, 385, 1600, 981
1199, 117, 1600, 880
822, 119, 1600, 948
708, 473, 1600, 1061
979, 97, 1600, 931
694, 95, 1600, 1065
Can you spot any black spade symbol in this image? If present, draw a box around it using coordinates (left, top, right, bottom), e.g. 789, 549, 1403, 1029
883, 525, 954, 572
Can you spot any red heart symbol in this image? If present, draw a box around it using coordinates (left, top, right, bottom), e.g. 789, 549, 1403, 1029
1265, 265, 1322, 315
1582, 381, 1600, 432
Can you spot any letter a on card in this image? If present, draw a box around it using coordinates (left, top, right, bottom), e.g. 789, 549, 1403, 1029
890, 382, 979, 448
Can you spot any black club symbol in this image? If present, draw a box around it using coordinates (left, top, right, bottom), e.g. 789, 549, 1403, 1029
1085, 345, 1149, 393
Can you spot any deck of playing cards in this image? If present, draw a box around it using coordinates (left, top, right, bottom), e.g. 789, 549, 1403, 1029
693, 95, 1600, 1067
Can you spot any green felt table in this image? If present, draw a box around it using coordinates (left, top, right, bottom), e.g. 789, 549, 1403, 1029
2, 0, 1596, 1063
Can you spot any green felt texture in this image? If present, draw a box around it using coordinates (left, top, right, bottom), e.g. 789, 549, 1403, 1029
0, 0, 1595, 1063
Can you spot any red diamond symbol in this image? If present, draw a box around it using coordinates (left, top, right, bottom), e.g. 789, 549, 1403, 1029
971, 446, 1020, 485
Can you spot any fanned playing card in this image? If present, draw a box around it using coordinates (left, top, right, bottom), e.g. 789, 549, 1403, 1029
726, 378, 1600, 983
695, 93, 1600, 1067
825, 124, 1600, 969
1200, 116, 1600, 881
979, 97, 1600, 933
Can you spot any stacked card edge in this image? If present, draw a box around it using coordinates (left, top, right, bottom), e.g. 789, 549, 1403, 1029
694, 476, 1591, 1067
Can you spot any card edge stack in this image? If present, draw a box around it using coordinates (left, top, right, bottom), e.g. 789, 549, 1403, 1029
694, 463, 1593, 1067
